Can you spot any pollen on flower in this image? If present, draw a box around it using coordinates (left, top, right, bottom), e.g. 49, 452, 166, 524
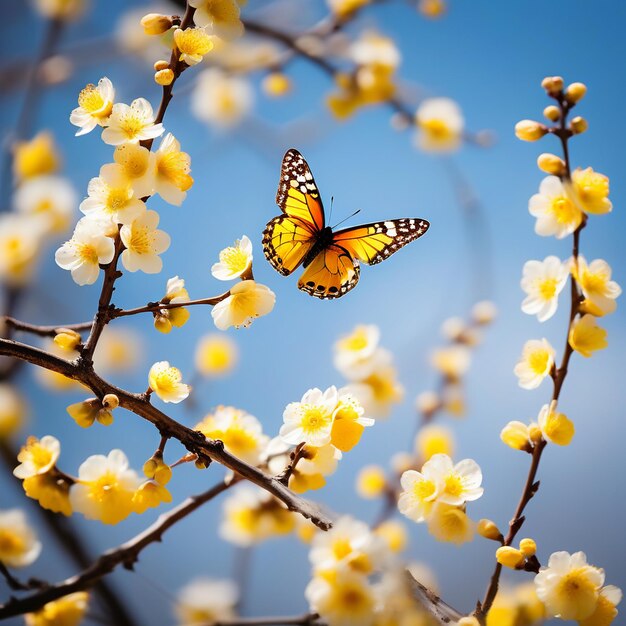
148, 361, 190, 404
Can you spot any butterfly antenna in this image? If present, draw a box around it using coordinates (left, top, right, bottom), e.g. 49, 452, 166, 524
329, 196, 334, 225
332, 208, 361, 229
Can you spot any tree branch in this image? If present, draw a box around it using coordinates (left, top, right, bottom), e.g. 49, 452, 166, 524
0, 338, 333, 531
0, 478, 235, 619
213, 614, 320, 626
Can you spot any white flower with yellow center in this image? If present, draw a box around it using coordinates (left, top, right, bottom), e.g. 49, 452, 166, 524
537, 403, 574, 446
529, 176, 584, 239
535, 551, 605, 620
69, 449, 141, 525
191, 68, 253, 128
219, 486, 295, 546
188, 0, 245, 40
92, 326, 141, 374
415, 424, 455, 460
24, 592, 89, 626
173, 26, 214, 65
80, 164, 145, 226
211, 235, 253, 280
70, 77, 115, 136
175, 578, 238, 626
148, 361, 190, 404
415, 97, 464, 153
0, 509, 41, 568
423, 453, 483, 506
154, 133, 193, 206
521, 256, 569, 322
350, 30, 400, 69
397, 459, 442, 523
305, 570, 376, 626
14, 175, 77, 235
309, 516, 388, 576
55, 218, 115, 286
211, 280, 275, 330
333, 324, 380, 380
513, 338, 556, 389
427, 502, 475, 545
573, 256, 621, 316
430, 345, 471, 380
0, 384, 27, 439
13, 435, 60, 479
280, 386, 339, 447
330, 392, 374, 452
0, 214, 45, 287
195, 334, 238, 377
195, 405, 268, 465
101, 97, 164, 145
113, 143, 157, 199
571, 167, 612, 215
120, 209, 170, 273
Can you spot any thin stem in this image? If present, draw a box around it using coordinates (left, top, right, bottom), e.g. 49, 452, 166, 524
213, 614, 320, 626
0, 478, 235, 619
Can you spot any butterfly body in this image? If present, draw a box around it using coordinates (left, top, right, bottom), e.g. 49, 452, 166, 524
263, 149, 430, 299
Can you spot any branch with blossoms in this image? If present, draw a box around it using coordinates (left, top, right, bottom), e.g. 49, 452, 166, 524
467, 77, 622, 625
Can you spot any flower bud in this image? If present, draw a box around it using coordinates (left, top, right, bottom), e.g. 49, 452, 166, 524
519, 537, 537, 557
143, 457, 159, 478
478, 519, 503, 542
515, 120, 548, 142
543, 105, 561, 122
54, 328, 81, 351
155, 69, 175, 86
472, 300, 497, 325
541, 76, 564, 95
102, 394, 119, 410
565, 82, 587, 104
570, 116, 588, 134
141, 13, 174, 36
537, 153, 566, 176
154, 463, 173, 486
500, 421, 532, 452
496, 546, 525, 569
154, 60, 170, 71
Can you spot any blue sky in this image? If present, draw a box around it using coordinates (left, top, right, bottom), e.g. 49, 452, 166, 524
1, 1, 625, 624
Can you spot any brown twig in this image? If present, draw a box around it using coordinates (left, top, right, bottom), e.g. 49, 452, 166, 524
0, 561, 46, 592
0, 477, 235, 619
0, 337, 333, 531
277, 442, 307, 486
476, 90, 585, 622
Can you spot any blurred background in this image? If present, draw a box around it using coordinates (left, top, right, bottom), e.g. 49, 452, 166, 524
1, 1, 625, 624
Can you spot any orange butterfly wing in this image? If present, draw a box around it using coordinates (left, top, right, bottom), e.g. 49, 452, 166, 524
263, 149, 324, 276
298, 244, 361, 299
333, 218, 430, 265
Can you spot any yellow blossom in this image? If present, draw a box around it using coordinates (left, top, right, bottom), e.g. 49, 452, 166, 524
569, 314, 608, 357
188, 0, 245, 40
330, 393, 373, 452
211, 235, 253, 281
519, 538, 537, 557
0, 509, 41, 567
25, 592, 89, 626
572, 257, 621, 317
14, 435, 60, 478
154, 276, 190, 334
500, 421, 532, 452
375, 520, 408, 553
113, 142, 156, 198
415, 424, 455, 460
174, 27, 214, 65
101, 98, 164, 146
535, 551, 605, 620
537, 403, 574, 446
529, 176, 584, 239
280, 386, 338, 447
54, 329, 82, 351
13, 132, 59, 180
415, 98, 464, 152
66, 396, 117, 428
211, 280, 276, 330
430, 345, 471, 380
579, 585, 622, 626
132, 480, 173, 514
571, 167, 612, 215
195, 334, 238, 377
514, 338, 555, 389
486, 583, 546, 626
427, 502, 475, 545
154, 133, 193, 205
70, 449, 141, 525
70, 77, 115, 136
0, 214, 44, 287
478, 519, 502, 542
356, 465, 387, 499
23, 473, 72, 516
262, 72, 292, 97
120, 209, 171, 273
175, 579, 238, 625
140, 13, 173, 35
148, 361, 190, 403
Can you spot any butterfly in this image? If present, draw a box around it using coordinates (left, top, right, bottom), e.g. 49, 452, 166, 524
262, 149, 430, 299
